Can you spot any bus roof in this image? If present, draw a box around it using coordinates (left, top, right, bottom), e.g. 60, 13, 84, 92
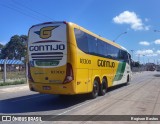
68, 22, 127, 52
29, 21, 128, 52
30, 21, 66, 28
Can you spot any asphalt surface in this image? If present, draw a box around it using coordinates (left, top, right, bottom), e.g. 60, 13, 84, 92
0, 71, 160, 124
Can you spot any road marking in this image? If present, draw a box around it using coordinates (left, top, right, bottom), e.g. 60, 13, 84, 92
39, 96, 105, 123
39, 96, 102, 123
11, 94, 48, 102
57, 99, 96, 115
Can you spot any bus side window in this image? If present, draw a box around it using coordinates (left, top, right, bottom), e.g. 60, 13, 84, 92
88, 35, 97, 55
74, 29, 89, 53
128, 53, 132, 65
118, 50, 128, 63
118, 50, 123, 61
123, 51, 129, 63
97, 40, 105, 57
106, 44, 113, 59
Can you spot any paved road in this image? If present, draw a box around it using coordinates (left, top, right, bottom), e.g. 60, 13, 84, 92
0, 71, 160, 124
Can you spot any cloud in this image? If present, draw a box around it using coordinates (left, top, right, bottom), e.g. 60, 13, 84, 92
157, 50, 160, 54
154, 39, 160, 44
139, 41, 150, 46
136, 49, 157, 56
113, 11, 149, 31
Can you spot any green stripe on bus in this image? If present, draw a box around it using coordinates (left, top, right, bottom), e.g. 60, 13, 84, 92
114, 62, 126, 81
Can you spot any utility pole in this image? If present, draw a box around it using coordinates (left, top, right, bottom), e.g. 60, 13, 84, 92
138, 54, 140, 63
143, 55, 145, 65
3, 57, 8, 83
138, 54, 141, 72
130, 50, 134, 60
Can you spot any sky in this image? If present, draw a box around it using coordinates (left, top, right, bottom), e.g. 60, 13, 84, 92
0, 0, 160, 64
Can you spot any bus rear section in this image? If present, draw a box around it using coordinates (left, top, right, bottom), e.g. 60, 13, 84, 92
28, 22, 75, 94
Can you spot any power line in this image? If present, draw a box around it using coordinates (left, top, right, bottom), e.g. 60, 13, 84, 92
12, 0, 54, 21
0, 3, 44, 22
8, 2, 46, 21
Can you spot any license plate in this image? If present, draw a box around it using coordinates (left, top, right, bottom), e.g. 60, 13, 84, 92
43, 86, 51, 90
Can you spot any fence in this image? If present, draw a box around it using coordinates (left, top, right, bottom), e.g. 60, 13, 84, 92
0, 59, 27, 83
132, 66, 147, 73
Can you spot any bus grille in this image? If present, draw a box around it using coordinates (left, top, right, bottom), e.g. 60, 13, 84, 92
31, 52, 63, 61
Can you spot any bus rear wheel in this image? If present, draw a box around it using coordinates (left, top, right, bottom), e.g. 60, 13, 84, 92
89, 80, 99, 99
99, 79, 107, 96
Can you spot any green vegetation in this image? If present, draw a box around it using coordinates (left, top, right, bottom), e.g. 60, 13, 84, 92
0, 71, 26, 86
0, 79, 26, 86
0, 71, 26, 80
0, 35, 27, 59
0, 34, 27, 87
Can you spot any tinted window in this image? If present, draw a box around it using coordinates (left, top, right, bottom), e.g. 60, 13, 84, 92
97, 40, 105, 56
118, 50, 123, 60
88, 35, 97, 55
74, 28, 129, 62
74, 29, 88, 53
106, 44, 114, 59
119, 50, 129, 62
124, 51, 129, 63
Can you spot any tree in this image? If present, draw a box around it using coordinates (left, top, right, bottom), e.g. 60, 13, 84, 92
0, 43, 3, 49
0, 43, 4, 58
1, 35, 28, 59
133, 61, 140, 67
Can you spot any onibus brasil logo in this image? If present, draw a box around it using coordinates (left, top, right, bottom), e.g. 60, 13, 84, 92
34, 26, 58, 39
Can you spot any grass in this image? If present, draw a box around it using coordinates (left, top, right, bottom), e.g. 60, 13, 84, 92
0, 79, 26, 86
0, 71, 26, 86
0, 71, 26, 80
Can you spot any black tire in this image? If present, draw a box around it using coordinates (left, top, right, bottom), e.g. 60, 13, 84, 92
125, 75, 130, 85
89, 80, 99, 99
99, 79, 107, 96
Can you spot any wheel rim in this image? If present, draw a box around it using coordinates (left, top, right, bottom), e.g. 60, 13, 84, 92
93, 83, 98, 95
102, 81, 106, 93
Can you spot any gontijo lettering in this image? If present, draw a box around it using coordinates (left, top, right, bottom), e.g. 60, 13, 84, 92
29, 44, 65, 51
97, 59, 115, 68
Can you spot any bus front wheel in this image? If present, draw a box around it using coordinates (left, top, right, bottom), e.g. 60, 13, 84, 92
125, 75, 130, 85
89, 80, 99, 99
